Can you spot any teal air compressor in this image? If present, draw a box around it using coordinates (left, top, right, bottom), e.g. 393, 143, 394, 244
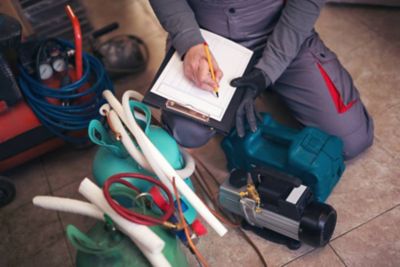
222, 113, 345, 202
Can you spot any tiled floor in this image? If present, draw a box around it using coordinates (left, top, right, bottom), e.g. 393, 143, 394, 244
1, 1, 400, 267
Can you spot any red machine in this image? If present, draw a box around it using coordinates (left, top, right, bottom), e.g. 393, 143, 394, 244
0, 6, 84, 207
0, 12, 63, 206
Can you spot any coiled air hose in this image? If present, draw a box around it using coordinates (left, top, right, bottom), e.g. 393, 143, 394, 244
18, 39, 113, 144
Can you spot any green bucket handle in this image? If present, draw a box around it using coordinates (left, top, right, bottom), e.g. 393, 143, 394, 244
88, 101, 153, 155
88, 120, 128, 157
67, 186, 148, 255
128, 100, 152, 135
66, 224, 122, 255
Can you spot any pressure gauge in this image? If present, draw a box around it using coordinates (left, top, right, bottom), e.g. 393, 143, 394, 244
52, 58, 67, 72
39, 63, 53, 80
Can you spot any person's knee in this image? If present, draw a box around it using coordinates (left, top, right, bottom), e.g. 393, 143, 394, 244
341, 116, 374, 160
342, 133, 373, 160
161, 111, 216, 148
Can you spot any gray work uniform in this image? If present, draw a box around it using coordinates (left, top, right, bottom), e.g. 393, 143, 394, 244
149, 0, 373, 160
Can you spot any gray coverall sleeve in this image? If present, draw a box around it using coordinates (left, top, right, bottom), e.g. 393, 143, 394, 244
255, 0, 326, 84
149, 0, 205, 56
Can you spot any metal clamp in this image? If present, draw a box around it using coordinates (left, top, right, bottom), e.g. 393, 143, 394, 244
166, 100, 210, 123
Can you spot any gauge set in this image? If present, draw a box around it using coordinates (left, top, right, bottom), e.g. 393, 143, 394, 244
36, 39, 72, 81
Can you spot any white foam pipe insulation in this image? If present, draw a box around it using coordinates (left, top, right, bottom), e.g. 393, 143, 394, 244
32, 191, 170, 267
102, 90, 227, 237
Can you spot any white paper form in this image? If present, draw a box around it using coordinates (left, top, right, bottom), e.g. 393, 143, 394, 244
150, 29, 254, 121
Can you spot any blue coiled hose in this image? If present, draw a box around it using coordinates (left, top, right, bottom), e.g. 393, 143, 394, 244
18, 39, 113, 144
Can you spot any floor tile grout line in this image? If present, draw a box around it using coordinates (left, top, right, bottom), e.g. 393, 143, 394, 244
63, 234, 76, 267
331, 202, 400, 242
40, 156, 54, 195
13, 236, 69, 266
279, 248, 317, 267
7, 199, 70, 265
57, 212, 75, 266
2, 199, 18, 265
280, 203, 400, 267
357, 136, 396, 166
354, 16, 400, 46
329, 243, 348, 267
1, 158, 53, 213
40, 157, 75, 266
50, 170, 94, 193
31, 232, 71, 255
325, 6, 400, 62
370, 136, 395, 159
375, 103, 400, 118
366, 102, 400, 159
377, 141, 397, 159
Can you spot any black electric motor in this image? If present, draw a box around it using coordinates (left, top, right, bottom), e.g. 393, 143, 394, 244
219, 167, 337, 249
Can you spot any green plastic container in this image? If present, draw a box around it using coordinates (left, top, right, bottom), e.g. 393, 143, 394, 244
69, 222, 188, 267
69, 188, 189, 267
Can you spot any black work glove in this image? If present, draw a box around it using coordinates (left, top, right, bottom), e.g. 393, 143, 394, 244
230, 68, 271, 137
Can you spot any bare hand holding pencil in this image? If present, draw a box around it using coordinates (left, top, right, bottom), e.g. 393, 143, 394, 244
183, 43, 223, 96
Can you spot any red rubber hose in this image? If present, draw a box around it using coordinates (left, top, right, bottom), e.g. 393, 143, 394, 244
103, 173, 175, 226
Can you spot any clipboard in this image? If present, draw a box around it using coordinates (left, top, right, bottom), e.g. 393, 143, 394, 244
144, 47, 257, 135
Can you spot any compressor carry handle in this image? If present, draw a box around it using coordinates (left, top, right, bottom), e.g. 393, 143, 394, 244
260, 114, 298, 145
251, 166, 302, 187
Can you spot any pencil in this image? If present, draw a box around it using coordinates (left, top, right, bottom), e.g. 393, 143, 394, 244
203, 42, 219, 97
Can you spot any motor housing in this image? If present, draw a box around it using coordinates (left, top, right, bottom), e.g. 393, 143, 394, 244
219, 167, 337, 248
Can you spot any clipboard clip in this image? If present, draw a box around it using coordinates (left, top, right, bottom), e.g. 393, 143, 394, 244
166, 100, 210, 123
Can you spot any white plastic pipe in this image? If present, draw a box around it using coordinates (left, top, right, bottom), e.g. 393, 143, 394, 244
101, 98, 195, 179
106, 108, 195, 180
101, 92, 151, 171
33, 196, 103, 220
78, 178, 165, 254
176, 149, 195, 178
107, 109, 152, 172
134, 243, 171, 267
103, 90, 227, 237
